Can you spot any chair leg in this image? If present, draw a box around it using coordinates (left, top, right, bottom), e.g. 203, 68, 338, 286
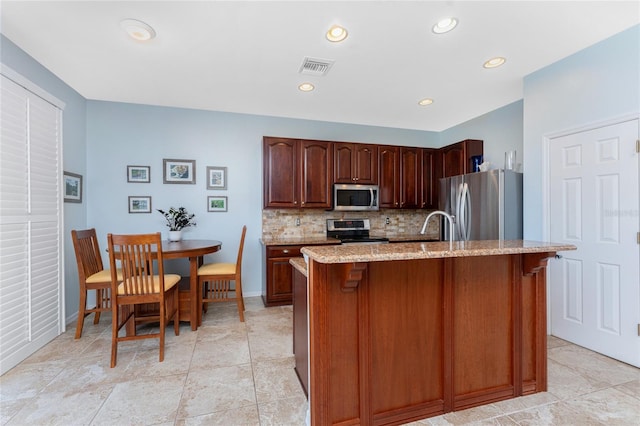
110, 302, 118, 368
75, 288, 88, 339
159, 295, 166, 363
173, 288, 180, 336
236, 278, 245, 322
93, 289, 102, 325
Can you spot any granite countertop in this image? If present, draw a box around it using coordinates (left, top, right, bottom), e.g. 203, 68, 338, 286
260, 233, 439, 246
289, 257, 307, 277
260, 236, 341, 246
301, 240, 577, 264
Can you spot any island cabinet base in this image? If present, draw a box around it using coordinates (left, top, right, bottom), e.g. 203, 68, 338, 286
307, 252, 553, 425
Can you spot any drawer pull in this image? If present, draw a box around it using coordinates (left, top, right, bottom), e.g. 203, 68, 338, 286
283, 249, 289, 254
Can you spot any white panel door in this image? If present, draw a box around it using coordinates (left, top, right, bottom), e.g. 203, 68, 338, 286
549, 118, 639, 367
0, 74, 62, 375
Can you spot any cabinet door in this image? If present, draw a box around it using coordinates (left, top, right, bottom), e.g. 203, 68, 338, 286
353, 144, 378, 184
378, 145, 400, 208
442, 142, 465, 178
440, 139, 484, 178
421, 149, 437, 209
263, 137, 298, 208
300, 140, 333, 208
266, 257, 295, 304
334, 142, 355, 183
399, 147, 420, 208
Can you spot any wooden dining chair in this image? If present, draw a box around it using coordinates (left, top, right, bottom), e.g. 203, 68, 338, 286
107, 232, 180, 368
71, 228, 123, 339
198, 225, 247, 322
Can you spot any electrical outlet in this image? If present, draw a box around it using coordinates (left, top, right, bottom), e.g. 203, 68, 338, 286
385, 217, 390, 225
295, 218, 301, 226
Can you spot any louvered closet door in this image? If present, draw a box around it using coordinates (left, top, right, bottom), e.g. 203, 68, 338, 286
0, 74, 63, 375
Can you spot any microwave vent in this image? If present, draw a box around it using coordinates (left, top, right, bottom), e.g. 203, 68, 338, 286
299, 57, 334, 76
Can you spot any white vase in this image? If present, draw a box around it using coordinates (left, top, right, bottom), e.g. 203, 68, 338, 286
168, 230, 182, 242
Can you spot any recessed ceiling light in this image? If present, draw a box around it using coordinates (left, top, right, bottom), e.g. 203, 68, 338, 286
298, 83, 315, 92
326, 25, 348, 42
483, 57, 506, 69
120, 19, 156, 41
432, 17, 458, 34
418, 98, 434, 106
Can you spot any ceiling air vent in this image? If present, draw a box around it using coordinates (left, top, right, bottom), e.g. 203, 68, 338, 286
299, 57, 334, 76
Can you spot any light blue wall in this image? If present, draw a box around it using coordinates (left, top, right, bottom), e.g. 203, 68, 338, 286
523, 24, 640, 240
86, 101, 439, 296
439, 100, 523, 170
1, 35, 87, 324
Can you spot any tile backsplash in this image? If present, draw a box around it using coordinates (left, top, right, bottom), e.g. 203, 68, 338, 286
262, 209, 440, 240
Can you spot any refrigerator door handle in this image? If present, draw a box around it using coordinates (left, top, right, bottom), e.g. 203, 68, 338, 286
455, 183, 464, 240
462, 183, 471, 240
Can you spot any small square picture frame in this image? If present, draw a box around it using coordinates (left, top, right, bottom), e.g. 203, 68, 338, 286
127, 165, 150, 183
63, 171, 82, 203
163, 159, 196, 184
206, 166, 227, 190
207, 196, 227, 212
128, 196, 152, 213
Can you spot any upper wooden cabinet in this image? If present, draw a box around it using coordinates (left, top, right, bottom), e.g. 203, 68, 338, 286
263, 137, 333, 209
420, 148, 438, 209
263, 136, 482, 210
399, 147, 421, 209
440, 139, 483, 178
379, 146, 422, 209
378, 145, 400, 208
333, 142, 378, 184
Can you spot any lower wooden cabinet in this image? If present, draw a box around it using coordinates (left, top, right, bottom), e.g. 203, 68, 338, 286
262, 245, 302, 306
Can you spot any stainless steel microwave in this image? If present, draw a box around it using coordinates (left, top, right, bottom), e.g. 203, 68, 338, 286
333, 184, 379, 211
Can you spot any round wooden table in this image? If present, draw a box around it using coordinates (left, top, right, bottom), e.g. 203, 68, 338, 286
161, 239, 222, 330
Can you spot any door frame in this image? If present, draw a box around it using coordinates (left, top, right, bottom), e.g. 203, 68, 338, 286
542, 112, 640, 333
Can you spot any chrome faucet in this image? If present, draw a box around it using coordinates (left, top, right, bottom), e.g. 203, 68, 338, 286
420, 210, 454, 251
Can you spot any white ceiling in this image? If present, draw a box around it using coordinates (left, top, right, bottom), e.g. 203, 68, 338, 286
2, 1, 639, 132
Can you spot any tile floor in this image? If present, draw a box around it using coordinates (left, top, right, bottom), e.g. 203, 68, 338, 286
1, 296, 639, 425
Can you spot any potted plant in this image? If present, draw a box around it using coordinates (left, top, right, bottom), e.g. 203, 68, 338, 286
157, 207, 196, 241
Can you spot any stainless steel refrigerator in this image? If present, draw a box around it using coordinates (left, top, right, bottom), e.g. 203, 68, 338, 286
439, 169, 522, 241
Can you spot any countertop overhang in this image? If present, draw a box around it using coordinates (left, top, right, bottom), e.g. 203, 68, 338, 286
301, 240, 577, 264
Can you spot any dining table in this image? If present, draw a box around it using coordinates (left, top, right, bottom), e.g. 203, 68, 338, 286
160, 239, 222, 330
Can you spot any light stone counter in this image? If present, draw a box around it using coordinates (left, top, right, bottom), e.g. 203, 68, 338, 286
289, 257, 307, 277
301, 239, 576, 264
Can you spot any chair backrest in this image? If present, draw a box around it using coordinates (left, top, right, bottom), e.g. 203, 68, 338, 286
71, 228, 104, 281
235, 226, 247, 273
107, 232, 166, 296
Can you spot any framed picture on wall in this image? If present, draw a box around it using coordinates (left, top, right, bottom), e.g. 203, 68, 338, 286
163, 159, 196, 184
206, 166, 227, 190
63, 171, 82, 203
128, 196, 152, 213
127, 165, 150, 183
207, 196, 227, 212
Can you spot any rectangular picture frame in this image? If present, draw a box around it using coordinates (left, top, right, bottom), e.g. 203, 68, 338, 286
206, 166, 227, 190
128, 196, 152, 213
63, 171, 82, 203
127, 165, 150, 183
207, 196, 228, 212
163, 159, 196, 184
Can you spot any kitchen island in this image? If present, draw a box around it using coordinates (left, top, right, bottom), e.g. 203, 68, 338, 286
299, 240, 576, 425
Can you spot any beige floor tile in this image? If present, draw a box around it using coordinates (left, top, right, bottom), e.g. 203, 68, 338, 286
176, 405, 261, 425
8, 387, 113, 426
614, 379, 640, 399
562, 387, 640, 424
91, 374, 185, 425
252, 357, 303, 404
257, 395, 308, 425
178, 364, 256, 419
0, 362, 64, 401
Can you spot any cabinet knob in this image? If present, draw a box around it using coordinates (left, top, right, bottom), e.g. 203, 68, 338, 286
283, 249, 290, 254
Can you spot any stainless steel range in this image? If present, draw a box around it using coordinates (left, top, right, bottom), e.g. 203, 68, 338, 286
326, 219, 389, 244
